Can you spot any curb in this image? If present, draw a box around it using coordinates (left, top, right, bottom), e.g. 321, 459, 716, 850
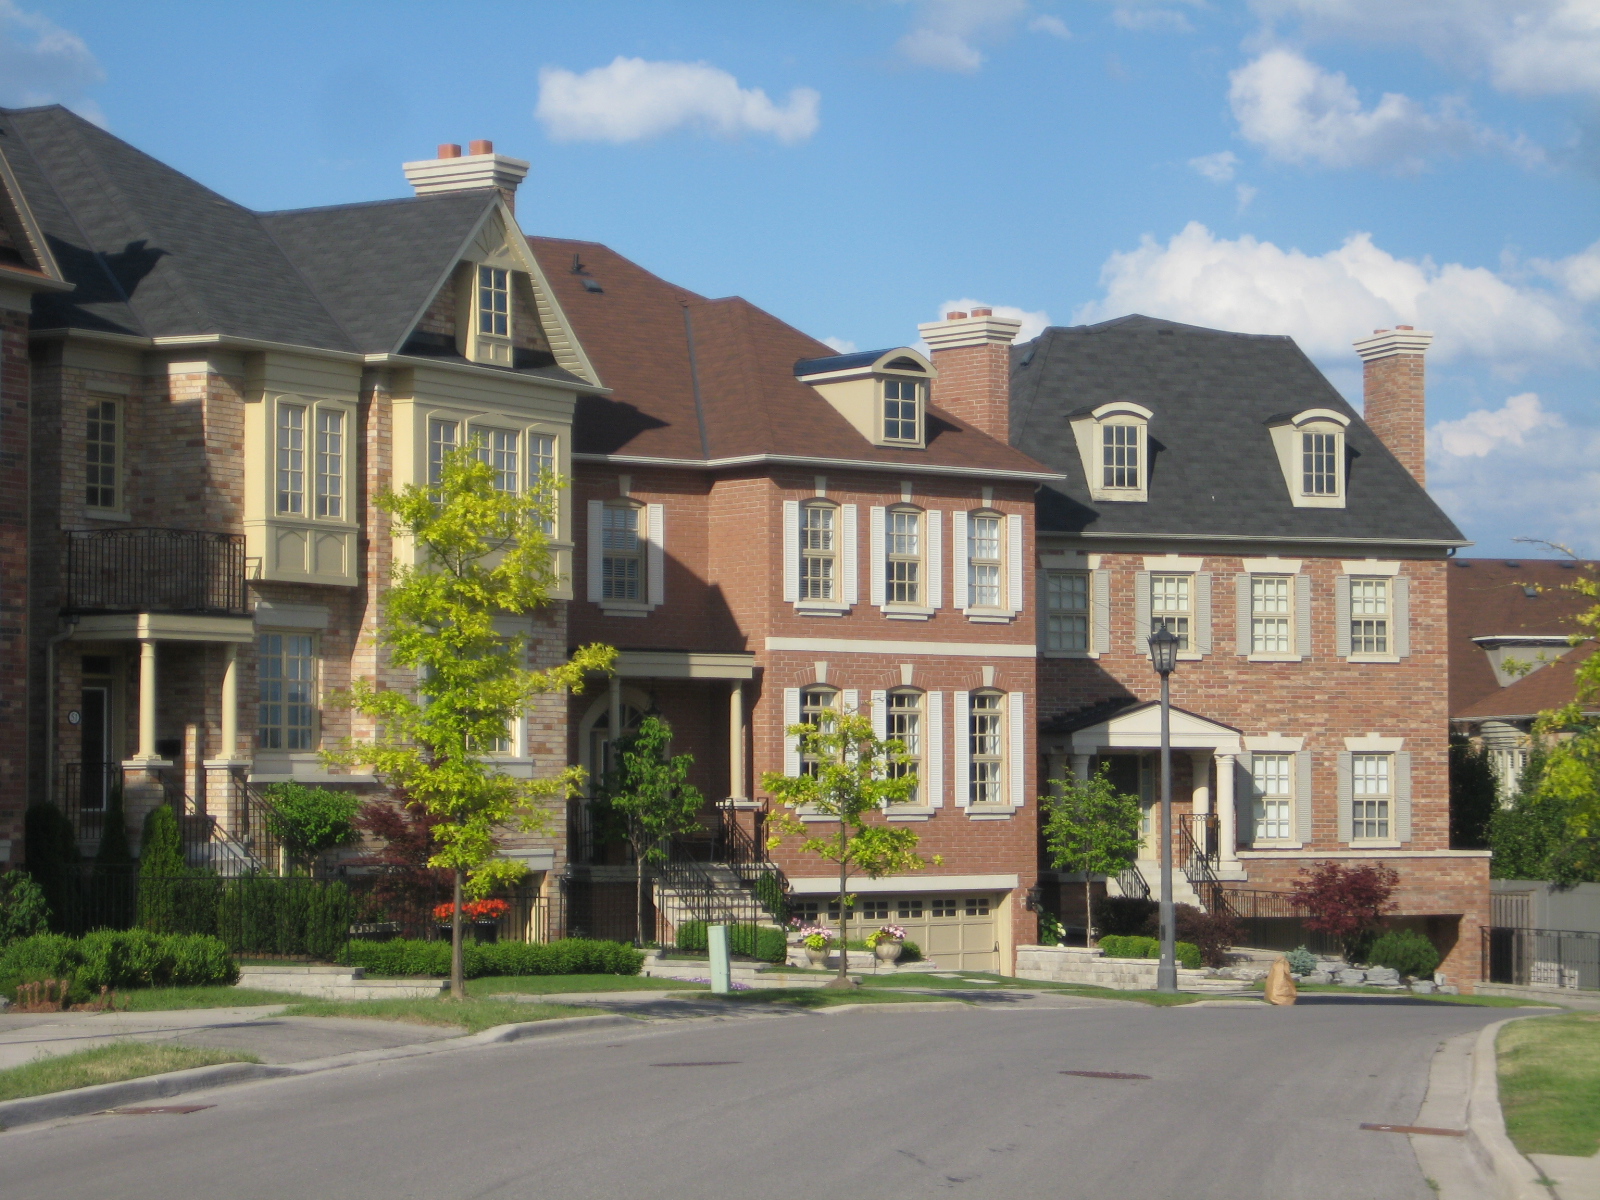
813, 1001, 971, 1016
1465, 1018, 1557, 1200
473, 1014, 638, 1043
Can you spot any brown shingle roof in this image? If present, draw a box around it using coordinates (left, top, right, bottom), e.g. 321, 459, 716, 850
528, 236, 1055, 478
1455, 644, 1597, 721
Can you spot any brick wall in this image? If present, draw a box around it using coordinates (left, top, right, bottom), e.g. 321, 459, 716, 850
0, 306, 28, 860
927, 342, 1011, 444
1362, 352, 1427, 485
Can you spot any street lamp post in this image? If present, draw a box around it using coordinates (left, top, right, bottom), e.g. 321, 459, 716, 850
1148, 625, 1180, 994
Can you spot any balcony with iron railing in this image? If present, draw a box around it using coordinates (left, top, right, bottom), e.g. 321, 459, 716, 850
65, 528, 249, 616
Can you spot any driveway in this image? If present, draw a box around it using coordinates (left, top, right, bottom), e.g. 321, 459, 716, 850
1, 994, 1513, 1200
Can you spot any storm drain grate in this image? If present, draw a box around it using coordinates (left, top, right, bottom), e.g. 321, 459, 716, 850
1059, 1071, 1150, 1081
1360, 1123, 1465, 1138
650, 1062, 741, 1068
107, 1105, 214, 1116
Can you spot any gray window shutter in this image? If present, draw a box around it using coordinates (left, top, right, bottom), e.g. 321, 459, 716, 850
1335, 576, 1352, 659
782, 500, 799, 603
1295, 750, 1313, 843
1395, 750, 1412, 842
925, 691, 944, 807
1194, 572, 1212, 655
840, 504, 859, 606
1295, 574, 1312, 658
1092, 569, 1110, 654
926, 510, 943, 610
1234, 754, 1253, 848
782, 688, 801, 776
842, 689, 859, 715
869, 507, 886, 608
1337, 751, 1353, 843
1393, 576, 1411, 658
1134, 571, 1151, 653
586, 500, 604, 602
646, 504, 665, 607
1235, 574, 1251, 656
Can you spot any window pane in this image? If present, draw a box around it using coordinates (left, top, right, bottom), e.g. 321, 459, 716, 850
1251, 576, 1291, 654
886, 691, 921, 805
316, 409, 343, 518
528, 433, 556, 534
800, 504, 835, 600
428, 419, 458, 487
887, 509, 920, 605
601, 505, 642, 600
968, 514, 1002, 607
1046, 569, 1089, 653
883, 381, 918, 441
277, 405, 305, 515
1302, 431, 1338, 495
1150, 573, 1191, 650
257, 632, 316, 751
969, 692, 1004, 805
1251, 753, 1291, 841
86, 400, 118, 509
1353, 753, 1391, 839
471, 428, 518, 493
1350, 578, 1390, 654
478, 265, 509, 337
799, 688, 837, 777
1102, 423, 1140, 489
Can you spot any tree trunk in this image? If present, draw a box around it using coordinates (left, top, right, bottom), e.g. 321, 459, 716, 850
829, 831, 853, 989
1085, 877, 1094, 947
635, 833, 647, 948
450, 868, 465, 1000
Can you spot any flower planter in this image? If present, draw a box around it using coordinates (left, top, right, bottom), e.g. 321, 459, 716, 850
874, 940, 904, 965
805, 946, 828, 968
472, 919, 499, 944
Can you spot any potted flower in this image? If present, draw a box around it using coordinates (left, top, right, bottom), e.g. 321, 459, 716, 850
795, 923, 835, 968
433, 898, 510, 943
866, 924, 907, 964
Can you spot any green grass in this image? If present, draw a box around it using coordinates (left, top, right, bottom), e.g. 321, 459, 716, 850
1255, 982, 1558, 1008
116, 987, 303, 1011
0, 1042, 259, 1103
667, 988, 972, 1009
1498, 1014, 1600, 1157
280, 996, 593, 1034
466, 975, 702, 997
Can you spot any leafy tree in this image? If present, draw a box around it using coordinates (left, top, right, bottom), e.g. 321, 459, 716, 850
762, 710, 936, 988
24, 803, 79, 932
353, 797, 453, 920
0, 870, 51, 944
1290, 861, 1398, 962
1490, 748, 1599, 883
596, 715, 707, 946
262, 782, 361, 871
327, 447, 615, 998
1449, 734, 1497, 850
1041, 764, 1142, 944
137, 804, 186, 932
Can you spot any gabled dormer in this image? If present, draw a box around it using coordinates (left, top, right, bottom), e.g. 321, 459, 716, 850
794, 347, 936, 450
1069, 400, 1152, 503
1267, 407, 1350, 509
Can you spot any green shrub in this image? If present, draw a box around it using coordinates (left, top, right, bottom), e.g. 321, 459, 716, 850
1096, 934, 1200, 970
339, 937, 643, 979
1093, 895, 1158, 937
729, 924, 787, 963
1285, 945, 1319, 976
0, 933, 82, 1000
24, 804, 79, 933
675, 920, 708, 952
1367, 928, 1440, 979
0, 930, 236, 1001
899, 939, 923, 963
1175, 941, 1201, 971
1037, 912, 1066, 947
261, 782, 361, 867
137, 805, 187, 933
1171, 904, 1238, 969
214, 876, 353, 958
0, 870, 51, 945
755, 874, 788, 924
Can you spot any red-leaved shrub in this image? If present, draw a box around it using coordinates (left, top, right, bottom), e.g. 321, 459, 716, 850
1290, 862, 1398, 961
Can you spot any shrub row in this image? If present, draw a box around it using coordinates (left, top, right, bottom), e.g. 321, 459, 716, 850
674, 921, 788, 964
1366, 928, 1440, 979
0, 931, 237, 1003
1097, 934, 1202, 971
339, 937, 643, 979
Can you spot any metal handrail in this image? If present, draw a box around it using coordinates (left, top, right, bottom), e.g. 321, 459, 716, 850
1117, 864, 1151, 900
65, 527, 248, 615
1178, 815, 1230, 914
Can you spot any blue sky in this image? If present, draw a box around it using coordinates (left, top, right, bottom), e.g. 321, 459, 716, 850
3, 0, 1597, 555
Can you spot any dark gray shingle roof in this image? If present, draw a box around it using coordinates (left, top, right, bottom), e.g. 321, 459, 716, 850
1010, 314, 1466, 544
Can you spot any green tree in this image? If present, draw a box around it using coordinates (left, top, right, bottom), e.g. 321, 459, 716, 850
262, 782, 361, 872
1449, 734, 1498, 850
24, 803, 79, 933
327, 447, 614, 998
1040, 765, 1142, 944
137, 803, 186, 932
1490, 748, 1599, 883
597, 715, 707, 946
0, 870, 51, 944
762, 710, 935, 988
94, 783, 133, 867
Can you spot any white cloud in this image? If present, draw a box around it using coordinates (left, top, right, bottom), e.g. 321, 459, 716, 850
1251, 0, 1600, 99
821, 336, 858, 354
1535, 238, 1600, 305
1228, 48, 1538, 171
0, 0, 103, 119
1189, 150, 1239, 182
1071, 221, 1588, 370
1235, 182, 1258, 210
1028, 14, 1072, 38
936, 298, 1053, 344
896, 0, 1071, 72
1427, 392, 1562, 457
535, 57, 819, 144
1110, 3, 1198, 33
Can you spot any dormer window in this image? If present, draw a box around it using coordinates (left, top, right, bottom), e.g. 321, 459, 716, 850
478, 266, 509, 337
1303, 431, 1338, 495
1270, 407, 1350, 508
1102, 423, 1140, 490
1070, 401, 1153, 502
883, 380, 921, 442
792, 347, 935, 450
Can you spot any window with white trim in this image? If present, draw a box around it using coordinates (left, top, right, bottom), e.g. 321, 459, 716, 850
1491, 747, 1529, 798
1352, 753, 1391, 840
471, 427, 519, 493
601, 504, 642, 601
886, 690, 922, 805
477, 265, 509, 337
886, 507, 921, 605
800, 502, 836, 600
428, 418, 458, 487
1251, 576, 1292, 654
968, 691, 1005, 806
1046, 570, 1089, 652
528, 433, 556, 535
799, 686, 837, 777
1303, 432, 1339, 496
316, 409, 344, 518
1251, 753, 1292, 842
86, 399, 120, 510
967, 512, 1002, 608
257, 632, 317, 751
276, 404, 306, 515
883, 379, 920, 443
1150, 574, 1192, 650
1102, 423, 1141, 490
1350, 578, 1390, 654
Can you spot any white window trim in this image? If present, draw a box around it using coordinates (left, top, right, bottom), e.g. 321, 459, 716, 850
1070, 402, 1153, 503
587, 499, 664, 615
875, 504, 932, 619
1269, 408, 1350, 509
1041, 567, 1094, 658
255, 628, 321, 754
1337, 565, 1408, 663
1337, 736, 1410, 847
271, 395, 358, 529
786, 498, 857, 615
1139, 562, 1210, 660
880, 376, 925, 447
959, 689, 1021, 816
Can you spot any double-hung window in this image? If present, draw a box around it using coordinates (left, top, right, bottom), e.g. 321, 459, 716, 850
257, 633, 317, 751
601, 504, 642, 601
1046, 570, 1090, 652
316, 410, 344, 518
478, 266, 509, 337
428, 419, 459, 487
472, 428, 519, 493
1102, 423, 1140, 490
528, 433, 556, 534
1491, 747, 1529, 798
800, 503, 836, 600
86, 399, 119, 510
885, 691, 922, 805
1251, 576, 1292, 654
968, 514, 1002, 608
883, 380, 919, 442
1350, 578, 1390, 654
799, 687, 837, 777
1150, 574, 1192, 650
968, 692, 1004, 806
1352, 754, 1391, 840
1251, 753, 1292, 842
1303, 432, 1339, 496
276, 404, 306, 516
886, 508, 921, 605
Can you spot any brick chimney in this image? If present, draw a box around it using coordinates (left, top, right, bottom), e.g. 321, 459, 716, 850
916, 307, 1023, 444
1352, 325, 1433, 485
402, 140, 531, 213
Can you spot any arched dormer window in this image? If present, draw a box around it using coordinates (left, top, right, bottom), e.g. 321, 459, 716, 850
793, 348, 935, 450
1069, 401, 1153, 503
1269, 408, 1351, 509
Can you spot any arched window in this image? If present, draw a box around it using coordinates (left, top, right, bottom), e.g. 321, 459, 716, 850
966, 510, 1004, 608
967, 690, 1006, 806
885, 689, 923, 805
885, 506, 922, 606
799, 686, 838, 776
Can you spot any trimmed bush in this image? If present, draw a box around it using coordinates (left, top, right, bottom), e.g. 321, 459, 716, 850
25, 803, 79, 933
730, 924, 787, 963
1171, 905, 1239, 969
1096, 934, 1201, 971
0, 870, 51, 945
1093, 895, 1157, 938
675, 920, 708, 953
215, 876, 354, 959
0, 932, 81, 1000
1367, 928, 1440, 979
339, 937, 643, 979
0, 930, 236, 1002
138, 805, 187, 933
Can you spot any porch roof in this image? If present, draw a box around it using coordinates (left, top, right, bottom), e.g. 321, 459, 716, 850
1041, 699, 1242, 755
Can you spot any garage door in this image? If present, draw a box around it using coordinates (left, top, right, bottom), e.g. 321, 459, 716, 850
796, 893, 1002, 972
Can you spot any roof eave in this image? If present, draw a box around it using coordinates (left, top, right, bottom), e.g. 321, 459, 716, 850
572, 451, 1065, 483
371, 351, 612, 395
1051, 529, 1472, 549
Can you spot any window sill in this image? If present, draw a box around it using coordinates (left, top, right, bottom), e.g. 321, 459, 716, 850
964, 611, 1015, 624
796, 601, 850, 616
1346, 654, 1400, 664
1043, 650, 1098, 659
1247, 653, 1304, 663
84, 509, 132, 523
1244, 840, 1303, 851
886, 809, 935, 822
883, 606, 935, 621
1349, 839, 1402, 850
965, 807, 1013, 821
598, 603, 651, 618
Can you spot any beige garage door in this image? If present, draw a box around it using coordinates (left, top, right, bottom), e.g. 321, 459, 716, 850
797, 893, 1002, 973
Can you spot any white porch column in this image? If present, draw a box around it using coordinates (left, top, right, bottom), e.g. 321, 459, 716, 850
131, 639, 163, 764
1215, 752, 1239, 868
219, 644, 239, 760
1070, 753, 1091, 782
728, 680, 746, 801
1189, 752, 1211, 817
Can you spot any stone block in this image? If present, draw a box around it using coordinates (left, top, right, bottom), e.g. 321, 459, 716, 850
1365, 966, 1400, 985
1336, 968, 1367, 986
1302, 971, 1331, 985
1409, 981, 1436, 994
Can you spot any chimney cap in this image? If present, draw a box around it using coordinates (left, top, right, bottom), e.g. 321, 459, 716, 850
438, 143, 461, 159
946, 311, 968, 320
1353, 326, 1433, 362
971, 307, 992, 317
919, 310, 1025, 350
469, 139, 494, 156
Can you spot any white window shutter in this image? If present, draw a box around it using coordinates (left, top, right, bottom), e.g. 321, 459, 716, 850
646, 503, 665, 607
782, 688, 801, 777
842, 689, 859, 715
586, 500, 604, 602
1008, 691, 1026, 807
1235, 574, 1251, 656
1133, 571, 1151, 653
1092, 569, 1110, 654
1335, 577, 1352, 659
870, 690, 887, 740
782, 500, 799, 604
869, 506, 886, 608
1194, 572, 1212, 655
1295, 574, 1312, 658
1295, 750, 1313, 843
841, 504, 859, 606
1393, 576, 1411, 658
1395, 751, 1412, 842
926, 510, 943, 610
1007, 514, 1024, 613
952, 510, 969, 610
926, 691, 944, 807
953, 691, 971, 807
1336, 752, 1353, 843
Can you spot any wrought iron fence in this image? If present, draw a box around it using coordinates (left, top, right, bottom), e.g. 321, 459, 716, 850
1483, 926, 1600, 991
1217, 887, 1342, 955
66, 527, 248, 615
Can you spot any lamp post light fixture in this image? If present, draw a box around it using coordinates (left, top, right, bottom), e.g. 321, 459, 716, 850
1148, 624, 1180, 994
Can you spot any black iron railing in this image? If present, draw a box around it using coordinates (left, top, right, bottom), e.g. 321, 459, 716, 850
66, 527, 248, 615
1117, 864, 1151, 900
1483, 926, 1600, 991
1178, 814, 1228, 914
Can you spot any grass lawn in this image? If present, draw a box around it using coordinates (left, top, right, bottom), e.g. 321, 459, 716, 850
850, 972, 1207, 1006
116, 987, 303, 1011
1498, 1013, 1600, 1157
466, 975, 702, 997
668, 988, 972, 1009
280, 996, 592, 1034
0, 1043, 258, 1103
1255, 982, 1559, 1008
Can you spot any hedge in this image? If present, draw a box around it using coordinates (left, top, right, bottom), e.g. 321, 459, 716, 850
339, 937, 643, 978
674, 921, 787, 963
0, 931, 238, 1003
1097, 934, 1201, 971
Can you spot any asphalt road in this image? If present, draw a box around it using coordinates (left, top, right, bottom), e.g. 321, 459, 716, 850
2, 993, 1511, 1200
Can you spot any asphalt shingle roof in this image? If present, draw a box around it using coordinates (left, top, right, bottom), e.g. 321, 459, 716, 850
1010, 315, 1467, 545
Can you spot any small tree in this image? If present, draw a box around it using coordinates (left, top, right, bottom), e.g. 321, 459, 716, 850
598, 716, 706, 946
24, 803, 79, 933
262, 782, 361, 873
0, 870, 51, 944
1041, 765, 1142, 945
1290, 861, 1398, 962
328, 447, 616, 998
353, 797, 453, 922
137, 804, 186, 932
762, 711, 935, 988
1448, 734, 1497, 850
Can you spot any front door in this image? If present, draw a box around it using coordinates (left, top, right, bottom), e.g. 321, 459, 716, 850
79, 685, 111, 811
1102, 754, 1155, 857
